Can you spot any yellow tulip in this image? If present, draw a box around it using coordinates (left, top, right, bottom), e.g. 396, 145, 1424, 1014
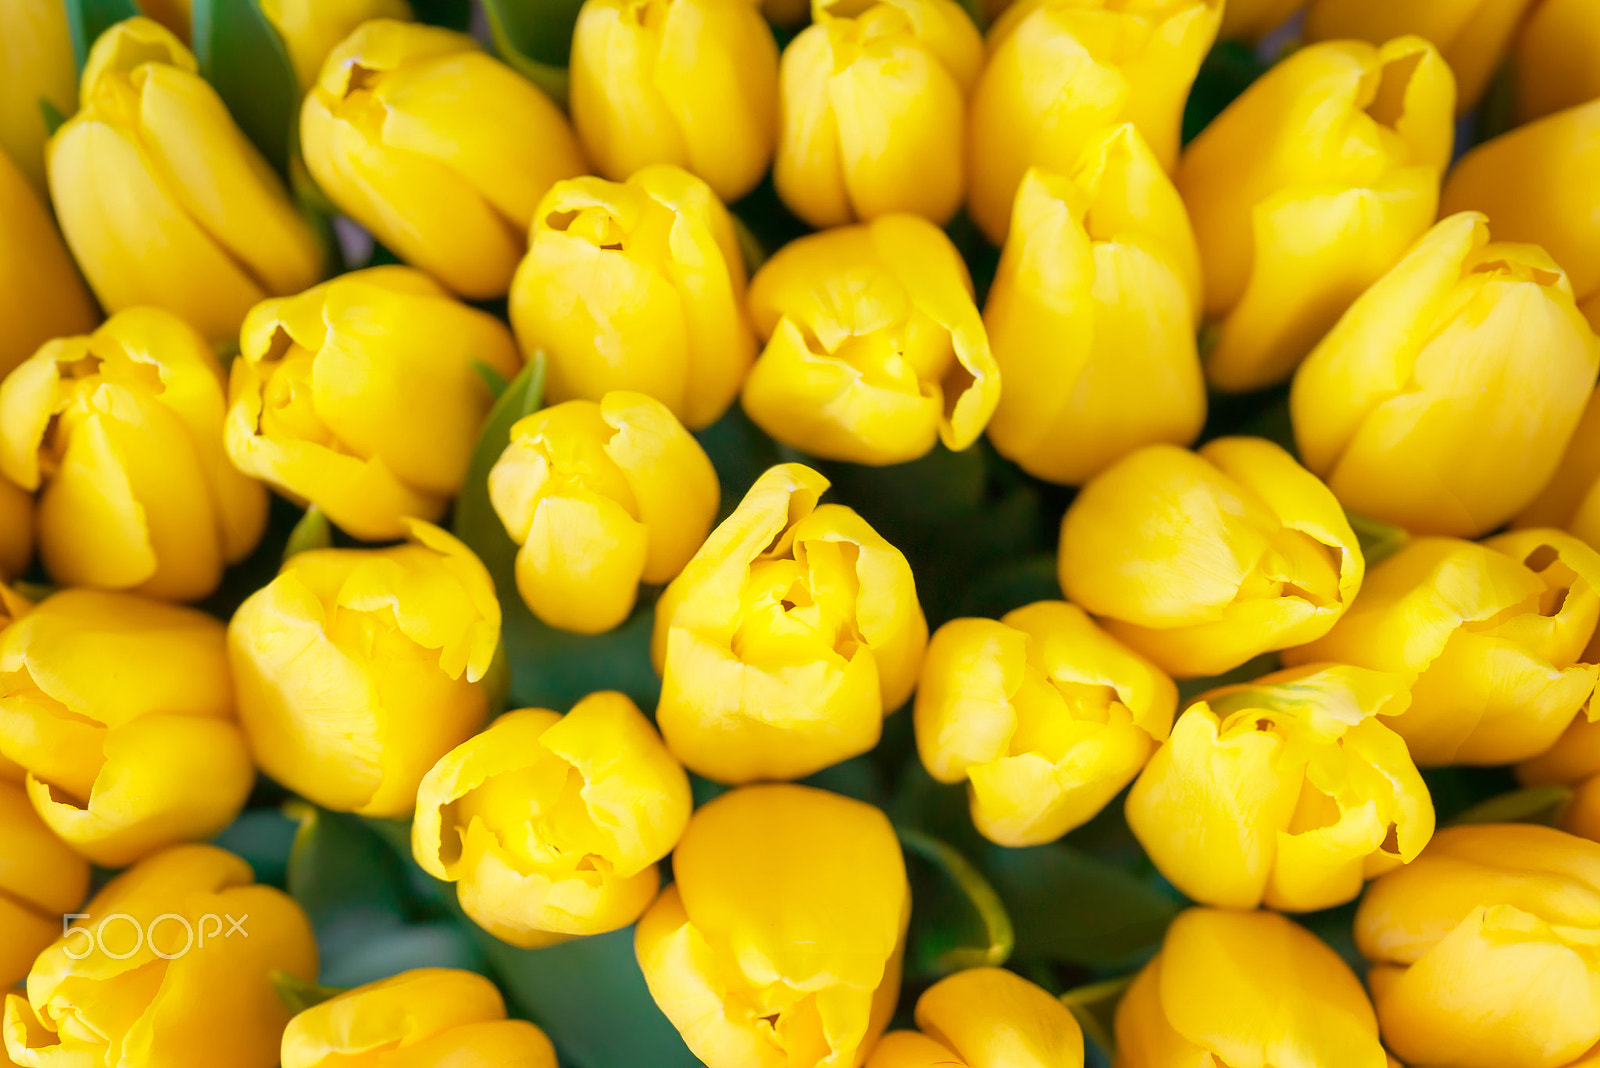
0, 146, 96, 384
413, 691, 692, 947
1292, 213, 1600, 538
226, 265, 520, 541
1218, 0, 1306, 40
984, 126, 1204, 485
0, 778, 89, 989
1117, 907, 1391, 1068
1520, 390, 1600, 548
510, 164, 755, 431
0, 307, 266, 602
1058, 437, 1363, 678
1441, 102, 1600, 334
651, 463, 927, 783
0, 0, 77, 193
228, 519, 500, 817
774, 0, 982, 227
915, 601, 1177, 847
302, 19, 584, 300
743, 214, 1000, 465
1127, 664, 1434, 911
0, 588, 252, 868
4, 845, 318, 1068
569, 0, 777, 203
866, 967, 1084, 1068
281, 968, 557, 1068
636, 783, 908, 1068
1519, 716, 1600, 843
1286, 529, 1600, 766
488, 391, 719, 634
0, 476, 31, 580
1356, 824, 1600, 1068
1514, 0, 1600, 123
48, 18, 322, 344
259, 0, 413, 91
965, 0, 1223, 245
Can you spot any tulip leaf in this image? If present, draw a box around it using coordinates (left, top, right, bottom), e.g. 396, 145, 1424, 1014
282, 505, 332, 562
473, 360, 512, 400
192, 0, 299, 175
211, 807, 300, 889
65, 0, 139, 71
284, 803, 413, 934
501, 597, 663, 711
1345, 510, 1410, 568
454, 354, 545, 574
38, 98, 67, 138
1060, 975, 1134, 1064
1449, 783, 1574, 828
897, 827, 1014, 980
481, 0, 578, 103
271, 970, 347, 1016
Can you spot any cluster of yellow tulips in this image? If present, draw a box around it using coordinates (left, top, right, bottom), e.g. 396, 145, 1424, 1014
3, 0, 1600, 1065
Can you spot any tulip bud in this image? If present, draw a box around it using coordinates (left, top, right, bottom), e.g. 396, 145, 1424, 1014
651, 463, 928, 782
302, 20, 585, 300
1514, 0, 1600, 123
1441, 103, 1600, 333
1520, 390, 1600, 548
0, 779, 89, 989
866, 966, 1084, 1068
636, 784, 909, 1068
1117, 907, 1391, 1068
226, 266, 520, 541
1286, 529, 1600, 766
742, 214, 1000, 465
1058, 438, 1363, 678
48, 18, 322, 344
259, 0, 413, 91
0, 589, 253, 867
774, 0, 982, 227
1218, 0, 1306, 40
228, 519, 500, 817
1356, 824, 1600, 1068
510, 165, 755, 431
915, 601, 1177, 847
0, 477, 29, 579
984, 127, 1205, 484
570, 0, 777, 202
0, 307, 267, 601
487, 392, 719, 634
1519, 716, 1600, 843
1128, 664, 1434, 911
0, 145, 97, 383
966, 0, 1223, 245
0, 0, 77, 192
281, 968, 556, 1068
1292, 213, 1600, 538
1179, 36, 1455, 391
4, 845, 318, 1068
413, 691, 692, 947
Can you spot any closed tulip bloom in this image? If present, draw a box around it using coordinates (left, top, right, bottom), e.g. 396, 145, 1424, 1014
0, 589, 252, 867
1514, 0, 1600, 123
966, 0, 1221, 245
0, 144, 95, 382
0, 0, 76, 192
1, 308, 266, 601
1520, 717, 1600, 843
259, 0, 413, 90
915, 601, 1177, 847
1356, 824, 1600, 1068
49, 19, 322, 343
1128, 665, 1434, 911
511, 165, 754, 431
774, 0, 982, 228
743, 214, 1000, 465
1520, 391, 1600, 548
4, 845, 318, 1068
488, 392, 719, 635
1287, 529, 1600, 766
281, 969, 556, 1068
1441, 103, 1600, 333
1118, 907, 1391, 1068
651, 464, 927, 783
302, 20, 585, 300
570, 0, 777, 202
1058, 438, 1363, 678
228, 520, 500, 817
636, 784, 909, 1068
984, 127, 1204, 485
1179, 36, 1455, 392
1293, 214, 1600, 538
866, 967, 1084, 1068
226, 266, 520, 541
0, 477, 29, 579
0, 779, 89, 989
413, 691, 692, 946
1218, 0, 1306, 40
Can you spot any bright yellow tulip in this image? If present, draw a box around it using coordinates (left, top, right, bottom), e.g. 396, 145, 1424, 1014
0, 476, 29, 579
228, 520, 500, 817
636, 784, 909, 1068
915, 601, 1177, 847
1514, 0, 1600, 123
0, 0, 77, 192
226, 265, 520, 541
302, 19, 585, 300
259, 0, 414, 90
510, 164, 755, 431
984, 125, 1204, 484
651, 463, 928, 782
413, 691, 692, 947
1058, 437, 1363, 678
1292, 212, 1600, 538
743, 214, 1000, 465
0, 778, 89, 989
1519, 716, 1600, 843
488, 391, 719, 634
0, 146, 96, 383
1520, 390, 1600, 548
865, 967, 1084, 1068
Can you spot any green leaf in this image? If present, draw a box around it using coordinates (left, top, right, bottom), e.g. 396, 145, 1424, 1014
284, 802, 412, 934
38, 98, 68, 137
897, 827, 1014, 981
481, 0, 578, 103
454, 354, 546, 586
271, 969, 346, 1016
282, 505, 332, 562
1061, 975, 1134, 1064
1449, 783, 1574, 828
1346, 510, 1410, 568
191, 0, 300, 176
473, 359, 512, 400
65, 0, 139, 71
211, 807, 299, 889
